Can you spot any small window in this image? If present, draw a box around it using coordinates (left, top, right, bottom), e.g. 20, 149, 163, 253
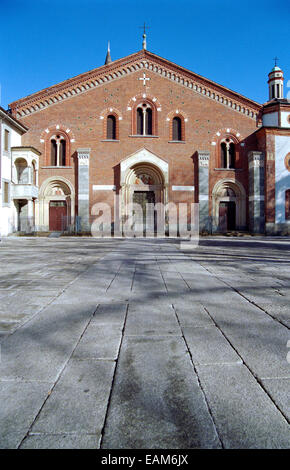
107, 115, 116, 140
221, 142, 227, 167
4, 130, 9, 151
145, 108, 152, 135
172, 117, 182, 141
137, 108, 143, 135
50, 134, 67, 166
136, 103, 153, 135
229, 143, 235, 169
220, 139, 236, 169
3, 182, 9, 203
51, 139, 57, 165
60, 140, 66, 166
286, 190, 290, 220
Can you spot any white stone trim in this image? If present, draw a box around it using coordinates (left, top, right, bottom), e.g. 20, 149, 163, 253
92, 185, 116, 190
172, 186, 194, 191
199, 195, 209, 200
249, 195, 265, 201
120, 148, 169, 185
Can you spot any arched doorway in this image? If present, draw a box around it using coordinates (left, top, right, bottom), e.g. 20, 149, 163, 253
38, 177, 75, 231
212, 179, 246, 232
120, 149, 168, 234
123, 163, 165, 234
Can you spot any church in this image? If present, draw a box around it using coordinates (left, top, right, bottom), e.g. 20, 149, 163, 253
1, 34, 290, 236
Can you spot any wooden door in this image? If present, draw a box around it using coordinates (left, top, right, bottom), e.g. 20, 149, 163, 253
49, 201, 67, 231
219, 201, 236, 231
133, 191, 156, 235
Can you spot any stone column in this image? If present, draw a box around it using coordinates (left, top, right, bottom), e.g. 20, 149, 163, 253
198, 151, 210, 233
77, 148, 91, 232
27, 198, 34, 232
248, 151, 265, 233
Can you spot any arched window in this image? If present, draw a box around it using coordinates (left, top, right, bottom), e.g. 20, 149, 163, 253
137, 108, 143, 135
145, 108, 152, 135
136, 103, 153, 135
172, 117, 182, 141
50, 134, 67, 166
285, 190, 290, 220
220, 138, 236, 169
107, 115, 116, 140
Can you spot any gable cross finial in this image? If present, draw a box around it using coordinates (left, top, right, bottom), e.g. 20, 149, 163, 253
139, 22, 149, 50
273, 56, 279, 67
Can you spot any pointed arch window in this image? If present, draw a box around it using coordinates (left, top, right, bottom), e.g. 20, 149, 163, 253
107, 115, 116, 140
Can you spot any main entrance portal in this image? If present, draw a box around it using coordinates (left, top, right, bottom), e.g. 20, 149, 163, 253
121, 156, 167, 235
133, 190, 156, 235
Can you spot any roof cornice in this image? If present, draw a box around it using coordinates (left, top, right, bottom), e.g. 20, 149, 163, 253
9, 49, 261, 121
0, 106, 28, 133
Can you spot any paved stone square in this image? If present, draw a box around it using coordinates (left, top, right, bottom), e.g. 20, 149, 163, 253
0, 236, 289, 449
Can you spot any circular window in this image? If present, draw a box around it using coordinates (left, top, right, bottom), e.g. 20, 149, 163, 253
285, 153, 290, 171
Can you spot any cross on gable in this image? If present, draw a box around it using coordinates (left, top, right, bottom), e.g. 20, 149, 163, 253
138, 72, 150, 86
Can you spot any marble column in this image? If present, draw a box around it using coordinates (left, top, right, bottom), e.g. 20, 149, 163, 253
248, 151, 265, 233
27, 198, 34, 232
77, 148, 91, 232
198, 151, 210, 232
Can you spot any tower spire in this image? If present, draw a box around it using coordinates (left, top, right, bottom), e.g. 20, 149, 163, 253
268, 59, 283, 100
105, 41, 112, 65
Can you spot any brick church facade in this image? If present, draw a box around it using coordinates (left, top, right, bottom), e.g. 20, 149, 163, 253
4, 42, 290, 236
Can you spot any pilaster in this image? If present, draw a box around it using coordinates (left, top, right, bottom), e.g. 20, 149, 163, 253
248, 151, 265, 233
77, 148, 90, 232
198, 151, 210, 232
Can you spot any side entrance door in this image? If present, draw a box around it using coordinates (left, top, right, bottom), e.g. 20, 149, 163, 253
49, 201, 67, 231
219, 201, 236, 231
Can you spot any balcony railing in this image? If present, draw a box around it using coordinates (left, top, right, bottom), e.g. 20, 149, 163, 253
12, 184, 38, 199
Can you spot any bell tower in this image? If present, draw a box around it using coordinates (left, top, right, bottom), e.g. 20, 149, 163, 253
268, 59, 284, 100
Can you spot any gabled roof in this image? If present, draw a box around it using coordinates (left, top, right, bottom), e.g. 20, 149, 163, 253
9, 49, 262, 121
0, 106, 28, 133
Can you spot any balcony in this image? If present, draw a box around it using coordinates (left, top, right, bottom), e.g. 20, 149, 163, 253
12, 184, 38, 199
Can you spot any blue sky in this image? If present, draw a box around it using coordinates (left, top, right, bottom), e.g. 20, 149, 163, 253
1, 0, 289, 108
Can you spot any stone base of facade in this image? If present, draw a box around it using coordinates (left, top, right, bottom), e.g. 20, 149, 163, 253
266, 222, 290, 235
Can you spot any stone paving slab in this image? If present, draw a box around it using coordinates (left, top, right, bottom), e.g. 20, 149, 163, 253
173, 303, 214, 328
102, 335, 221, 449
183, 326, 242, 365
261, 378, 290, 421
73, 324, 122, 360
125, 303, 180, 336
214, 321, 290, 379
20, 433, 98, 449
0, 381, 53, 449
0, 303, 97, 381
91, 303, 128, 327
196, 363, 290, 448
31, 359, 115, 435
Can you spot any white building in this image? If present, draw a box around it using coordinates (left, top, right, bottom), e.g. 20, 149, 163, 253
0, 107, 39, 236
